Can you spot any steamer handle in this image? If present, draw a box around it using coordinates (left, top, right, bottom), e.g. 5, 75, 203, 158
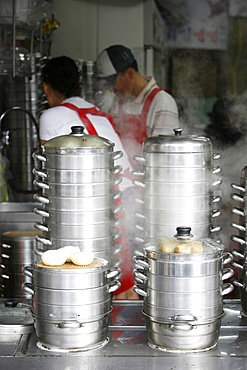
113, 244, 122, 255
210, 225, 221, 233
212, 179, 222, 187
133, 255, 149, 269
232, 207, 245, 217
107, 266, 122, 280
133, 269, 148, 281
168, 314, 197, 322
222, 252, 233, 265
34, 208, 50, 218
231, 193, 244, 203
231, 260, 243, 271
221, 283, 234, 296
114, 191, 121, 200
170, 323, 193, 332
134, 276, 145, 284
114, 176, 122, 186
33, 179, 49, 190
32, 168, 47, 179
133, 155, 145, 163
22, 282, 34, 295
212, 166, 221, 174
231, 222, 246, 233
213, 153, 221, 160
36, 235, 52, 246
23, 265, 33, 278
232, 279, 245, 290
231, 249, 244, 259
132, 170, 145, 176
113, 151, 123, 161
231, 183, 245, 192
1, 243, 11, 249
109, 280, 121, 293
113, 165, 123, 175
133, 179, 145, 188
33, 152, 46, 162
222, 267, 234, 281
231, 235, 246, 246
57, 321, 84, 329
35, 222, 49, 233
33, 193, 50, 204
133, 285, 147, 297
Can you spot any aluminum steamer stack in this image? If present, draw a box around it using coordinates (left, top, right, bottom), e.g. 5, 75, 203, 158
230, 165, 247, 315
132, 129, 222, 243
133, 226, 234, 352
32, 126, 123, 267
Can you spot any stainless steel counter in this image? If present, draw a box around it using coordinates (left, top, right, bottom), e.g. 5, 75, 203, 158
1, 299, 247, 370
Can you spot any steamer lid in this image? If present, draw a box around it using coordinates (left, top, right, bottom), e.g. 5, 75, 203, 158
44, 126, 114, 153
142, 128, 212, 153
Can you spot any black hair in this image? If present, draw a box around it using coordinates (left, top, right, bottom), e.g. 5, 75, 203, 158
42, 56, 81, 98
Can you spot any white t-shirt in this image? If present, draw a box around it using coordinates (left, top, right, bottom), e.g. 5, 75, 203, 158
39, 96, 133, 190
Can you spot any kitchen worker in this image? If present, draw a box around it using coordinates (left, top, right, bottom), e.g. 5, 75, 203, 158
39, 55, 139, 300
95, 44, 179, 168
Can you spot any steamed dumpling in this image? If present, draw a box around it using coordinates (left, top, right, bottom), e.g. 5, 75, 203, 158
41, 249, 67, 266
70, 252, 94, 266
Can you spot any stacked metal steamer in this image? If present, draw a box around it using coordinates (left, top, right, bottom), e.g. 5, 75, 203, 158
230, 165, 247, 315
132, 129, 234, 352
132, 129, 222, 241
23, 126, 122, 351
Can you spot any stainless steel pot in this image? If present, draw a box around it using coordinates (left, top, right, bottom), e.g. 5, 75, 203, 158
133, 226, 233, 352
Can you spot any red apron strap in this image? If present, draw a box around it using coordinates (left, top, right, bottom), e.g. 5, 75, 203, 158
61, 102, 100, 135
141, 87, 163, 117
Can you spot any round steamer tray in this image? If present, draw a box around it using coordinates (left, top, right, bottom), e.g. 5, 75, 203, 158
36, 259, 103, 269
